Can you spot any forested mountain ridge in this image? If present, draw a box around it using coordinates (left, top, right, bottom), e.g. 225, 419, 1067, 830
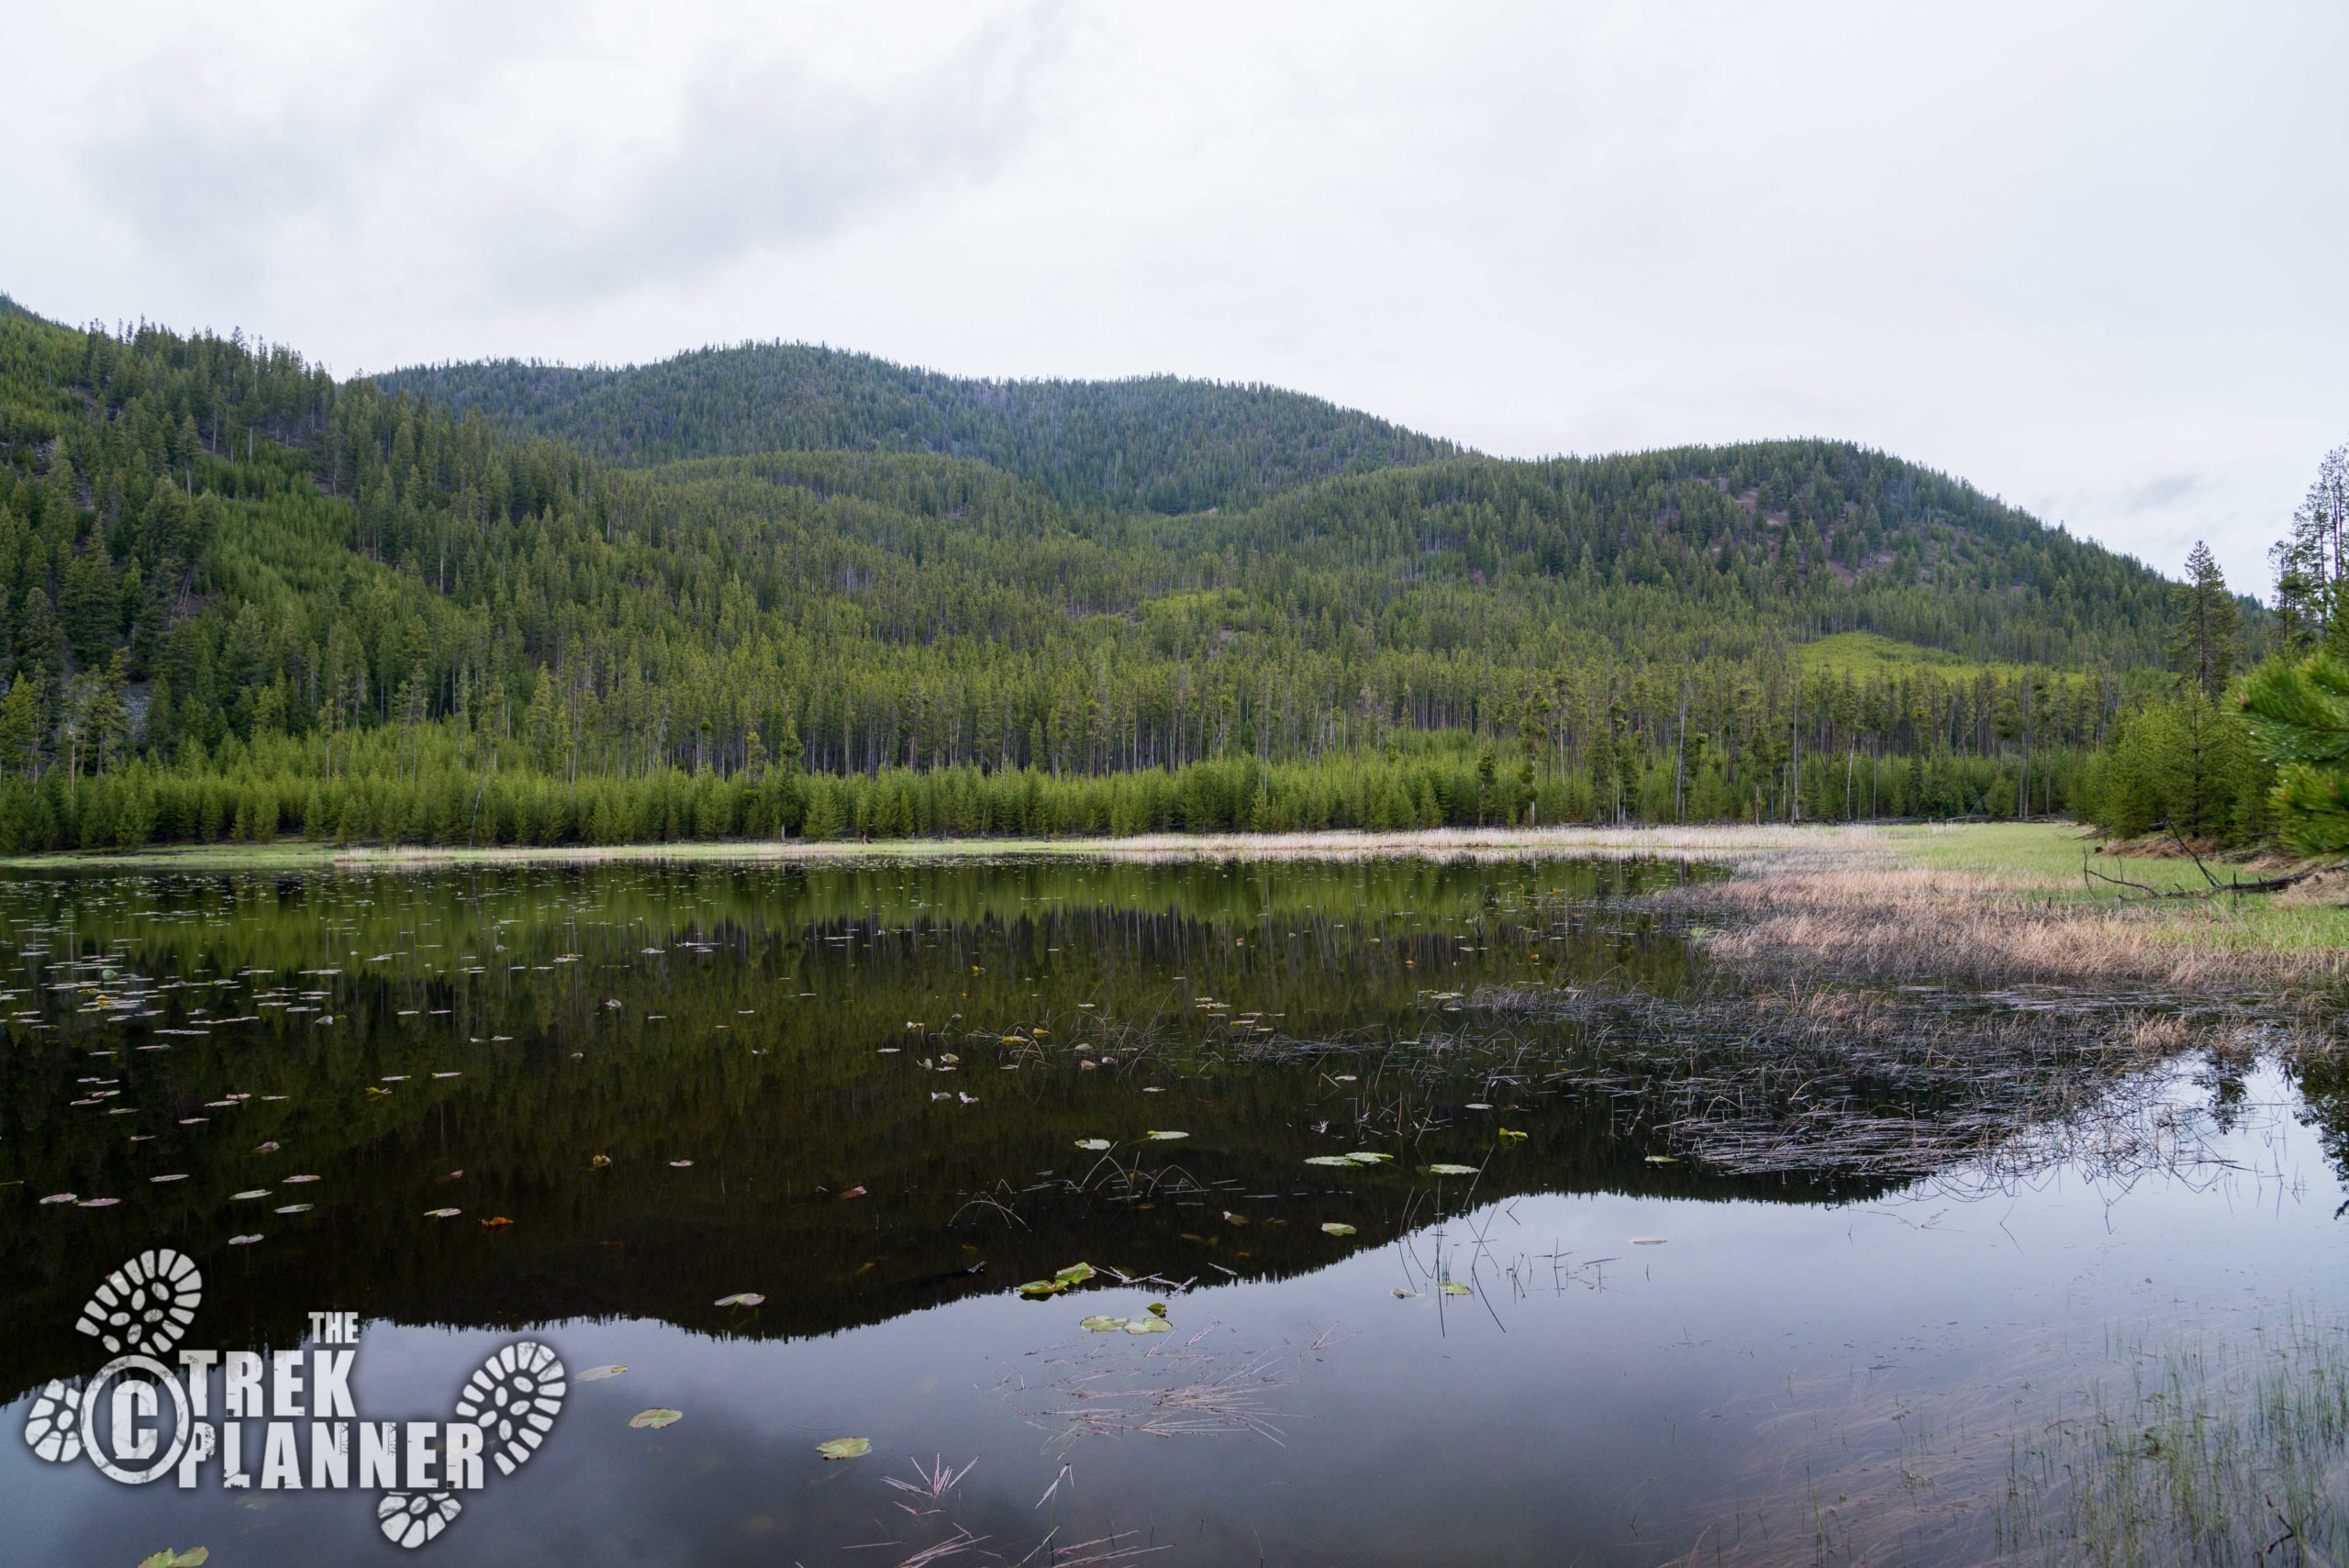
0, 295, 2201, 849
378, 339, 2183, 667
373, 343, 1465, 515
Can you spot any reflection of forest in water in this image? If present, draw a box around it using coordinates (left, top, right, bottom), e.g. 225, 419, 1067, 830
4, 853, 2310, 1408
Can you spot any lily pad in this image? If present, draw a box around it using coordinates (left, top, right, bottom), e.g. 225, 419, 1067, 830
227, 1234, 262, 1246
1074, 1139, 1113, 1151
576, 1364, 627, 1382
1497, 1129, 1528, 1142
1631, 1237, 1667, 1246
815, 1437, 871, 1460
424, 1207, 462, 1219
1343, 1151, 1393, 1164
1304, 1155, 1357, 1167
1423, 1163, 1480, 1176
38, 1193, 77, 1205
273, 1203, 313, 1214
77, 1197, 121, 1208
629, 1408, 684, 1429
136, 1550, 210, 1568
1123, 1316, 1172, 1334
715, 1292, 766, 1307
230, 1190, 271, 1201
1079, 1315, 1129, 1332
1320, 1222, 1357, 1236
1052, 1262, 1096, 1285
1143, 1130, 1188, 1140
1438, 1282, 1473, 1296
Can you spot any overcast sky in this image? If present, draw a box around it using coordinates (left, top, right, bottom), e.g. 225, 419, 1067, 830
7, 0, 2343, 590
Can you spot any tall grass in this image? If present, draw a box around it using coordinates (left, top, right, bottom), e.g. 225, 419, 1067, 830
1996, 1312, 2349, 1566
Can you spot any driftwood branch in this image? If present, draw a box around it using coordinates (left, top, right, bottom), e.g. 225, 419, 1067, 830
2083, 842, 2335, 901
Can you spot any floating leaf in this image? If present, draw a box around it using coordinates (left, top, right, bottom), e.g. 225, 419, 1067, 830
1631, 1237, 1666, 1246
424, 1207, 462, 1219
39, 1193, 78, 1205
1078, 1315, 1128, 1332
815, 1437, 871, 1460
1123, 1316, 1172, 1334
715, 1292, 766, 1307
1320, 1222, 1356, 1236
588, 1154, 612, 1170
481, 1216, 513, 1228
252, 1141, 279, 1153
1052, 1262, 1097, 1285
1438, 1282, 1473, 1296
1147, 1301, 1168, 1318
629, 1408, 684, 1429
227, 1234, 262, 1246
840, 1186, 867, 1199
1074, 1139, 1112, 1151
283, 1174, 320, 1184
1018, 1280, 1066, 1300
230, 1190, 270, 1201
1305, 1155, 1356, 1167
136, 1551, 210, 1568
150, 1173, 188, 1184
273, 1204, 313, 1215
576, 1364, 626, 1382
1343, 1151, 1393, 1164
668, 1160, 694, 1168
1643, 1155, 1679, 1165
1143, 1130, 1187, 1141
1221, 1211, 1248, 1226
1391, 1288, 1419, 1298
1423, 1164, 1479, 1177
78, 1196, 122, 1208
1496, 1129, 1528, 1142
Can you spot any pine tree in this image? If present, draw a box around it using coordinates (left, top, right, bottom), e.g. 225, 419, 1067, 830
2168, 541, 2241, 701
2241, 653, 2349, 852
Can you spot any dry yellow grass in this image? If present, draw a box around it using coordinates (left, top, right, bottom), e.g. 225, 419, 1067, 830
1674, 851, 2349, 994
330, 822, 1864, 868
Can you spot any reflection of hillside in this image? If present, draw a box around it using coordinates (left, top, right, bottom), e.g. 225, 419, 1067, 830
0, 852, 1901, 1405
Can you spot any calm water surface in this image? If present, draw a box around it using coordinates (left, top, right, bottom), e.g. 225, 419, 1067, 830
0, 856, 2342, 1567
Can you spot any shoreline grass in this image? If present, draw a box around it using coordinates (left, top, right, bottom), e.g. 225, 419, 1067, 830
0, 821, 1863, 873
1, 820, 2335, 990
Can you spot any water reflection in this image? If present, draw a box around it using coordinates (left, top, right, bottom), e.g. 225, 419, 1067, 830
2, 855, 2343, 1567
2, 856, 1731, 1404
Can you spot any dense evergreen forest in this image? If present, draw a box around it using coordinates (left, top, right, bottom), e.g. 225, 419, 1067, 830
0, 293, 2211, 851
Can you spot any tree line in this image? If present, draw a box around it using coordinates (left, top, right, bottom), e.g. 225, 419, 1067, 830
0, 298, 2206, 851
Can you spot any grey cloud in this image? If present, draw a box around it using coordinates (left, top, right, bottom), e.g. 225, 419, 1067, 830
474, 3, 1068, 303
2120, 471, 2207, 514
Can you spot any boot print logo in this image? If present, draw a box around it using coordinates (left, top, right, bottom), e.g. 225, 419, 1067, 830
23, 1250, 567, 1550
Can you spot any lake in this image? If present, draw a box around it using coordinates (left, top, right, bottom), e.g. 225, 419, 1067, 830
2, 855, 2343, 1566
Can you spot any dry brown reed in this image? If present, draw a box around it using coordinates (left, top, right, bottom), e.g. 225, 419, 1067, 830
1664, 853, 2349, 996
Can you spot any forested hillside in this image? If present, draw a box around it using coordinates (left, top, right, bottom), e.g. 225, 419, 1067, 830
374, 346, 1464, 515
0, 296, 2197, 851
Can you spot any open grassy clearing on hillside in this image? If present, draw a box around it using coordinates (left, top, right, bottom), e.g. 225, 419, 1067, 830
1797, 628, 2042, 681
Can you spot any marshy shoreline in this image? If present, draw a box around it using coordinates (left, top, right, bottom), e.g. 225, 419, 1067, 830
6, 819, 2338, 995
